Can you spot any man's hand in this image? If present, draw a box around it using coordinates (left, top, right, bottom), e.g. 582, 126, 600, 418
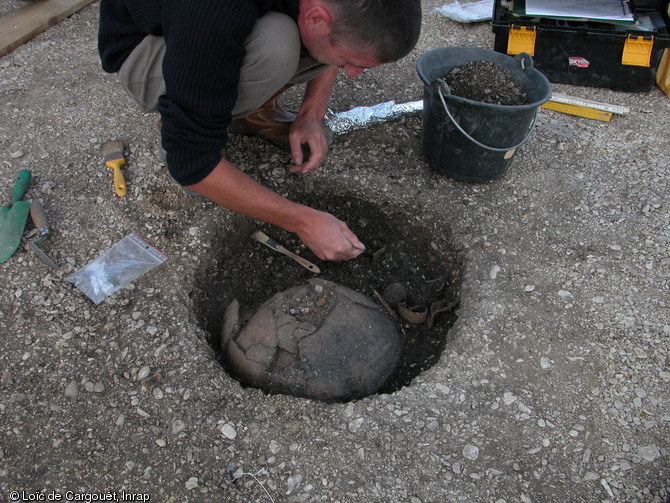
287, 66, 339, 175
295, 208, 366, 261
288, 115, 329, 174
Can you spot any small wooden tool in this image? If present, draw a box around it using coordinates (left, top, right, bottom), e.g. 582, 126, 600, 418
251, 230, 320, 274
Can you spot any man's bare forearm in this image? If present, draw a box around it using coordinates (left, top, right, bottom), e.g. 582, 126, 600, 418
187, 156, 365, 261
297, 66, 339, 122
299, 66, 339, 119
188, 158, 309, 233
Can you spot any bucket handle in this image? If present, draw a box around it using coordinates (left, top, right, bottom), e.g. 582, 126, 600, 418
435, 78, 539, 153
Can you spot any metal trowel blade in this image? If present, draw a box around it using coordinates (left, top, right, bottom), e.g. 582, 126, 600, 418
29, 237, 58, 269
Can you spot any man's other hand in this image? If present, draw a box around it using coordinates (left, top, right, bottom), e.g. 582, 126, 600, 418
288, 115, 329, 174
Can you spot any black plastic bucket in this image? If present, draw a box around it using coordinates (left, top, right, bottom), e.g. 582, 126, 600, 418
416, 47, 552, 182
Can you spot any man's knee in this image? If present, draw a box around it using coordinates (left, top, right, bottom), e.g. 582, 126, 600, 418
117, 35, 166, 113
243, 11, 301, 86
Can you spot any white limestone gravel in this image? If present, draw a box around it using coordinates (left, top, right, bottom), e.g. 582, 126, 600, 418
0, 1, 668, 502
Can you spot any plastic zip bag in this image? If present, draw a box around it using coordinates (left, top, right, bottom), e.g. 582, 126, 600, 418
65, 232, 168, 304
436, 0, 494, 23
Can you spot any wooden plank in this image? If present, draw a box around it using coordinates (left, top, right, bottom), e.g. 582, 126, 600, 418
0, 0, 96, 59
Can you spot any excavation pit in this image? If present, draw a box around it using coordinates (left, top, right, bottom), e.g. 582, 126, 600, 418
192, 194, 463, 401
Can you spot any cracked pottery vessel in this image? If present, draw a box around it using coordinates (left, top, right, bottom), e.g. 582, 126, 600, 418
221, 278, 400, 401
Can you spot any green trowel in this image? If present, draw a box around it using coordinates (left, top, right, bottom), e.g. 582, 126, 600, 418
0, 170, 32, 263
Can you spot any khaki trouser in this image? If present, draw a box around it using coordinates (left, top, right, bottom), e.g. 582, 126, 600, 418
117, 11, 328, 118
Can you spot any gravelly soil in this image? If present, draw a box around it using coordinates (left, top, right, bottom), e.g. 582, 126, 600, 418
0, 2, 669, 503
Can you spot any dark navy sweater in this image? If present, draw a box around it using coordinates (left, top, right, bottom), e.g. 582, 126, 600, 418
99, 0, 298, 186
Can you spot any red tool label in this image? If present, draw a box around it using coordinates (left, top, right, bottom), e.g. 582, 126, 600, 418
569, 57, 590, 68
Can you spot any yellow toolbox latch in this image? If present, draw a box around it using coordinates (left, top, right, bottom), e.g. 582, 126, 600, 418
507, 25, 537, 56
622, 34, 654, 67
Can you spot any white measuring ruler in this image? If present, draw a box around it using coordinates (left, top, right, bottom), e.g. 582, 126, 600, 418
549, 92, 630, 115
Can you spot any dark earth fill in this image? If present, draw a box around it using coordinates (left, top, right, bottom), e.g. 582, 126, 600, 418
444, 60, 530, 105
191, 194, 462, 397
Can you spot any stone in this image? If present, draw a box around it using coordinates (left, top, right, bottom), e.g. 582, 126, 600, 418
382, 282, 406, 306
64, 381, 79, 400
221, 279, 400, 401
637, 445, 660, 462
348, 417, 364, 433
171, 419, 186, 435
463, 444, 480, 461
489, 265, 501, 279
503, 391, 517, 405
137, 366, 151, 381
286, 474, 303, 494
220, 423, 237, 440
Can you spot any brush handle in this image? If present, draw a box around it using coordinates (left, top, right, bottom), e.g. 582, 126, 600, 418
252, 230, 320, 273
112, 166, 127, 197
106, 160, 127, 197
30, 199, 49, 235
276, 245, 321, 273
12, 170, 31, 203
